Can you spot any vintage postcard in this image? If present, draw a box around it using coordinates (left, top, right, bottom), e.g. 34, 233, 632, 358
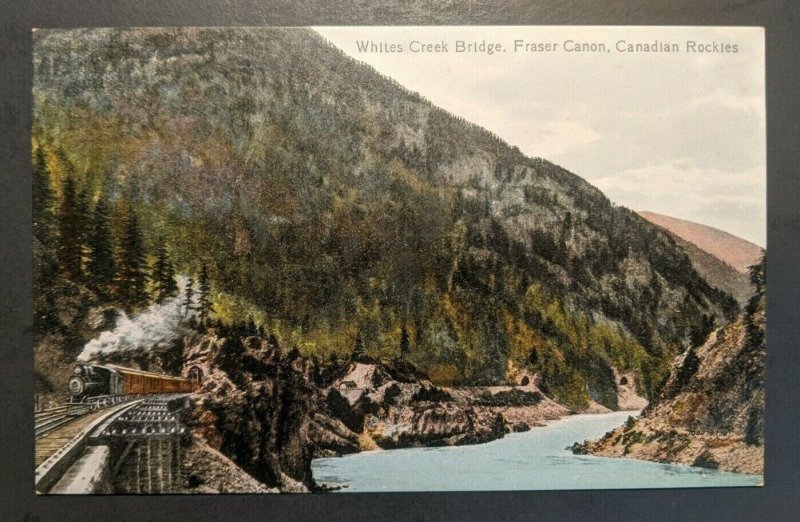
32, 26, 765, 493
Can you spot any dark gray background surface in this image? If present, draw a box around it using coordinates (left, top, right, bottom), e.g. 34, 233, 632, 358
2, 1, 798, 520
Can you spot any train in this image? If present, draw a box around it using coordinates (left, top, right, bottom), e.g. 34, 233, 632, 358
68, 363, 198, 401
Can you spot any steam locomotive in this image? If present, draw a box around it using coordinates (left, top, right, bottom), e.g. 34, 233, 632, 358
68, 364, 197, 401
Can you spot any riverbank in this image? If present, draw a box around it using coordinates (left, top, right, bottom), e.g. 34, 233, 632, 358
319, 357, 649, 453
570, 414, 763, 475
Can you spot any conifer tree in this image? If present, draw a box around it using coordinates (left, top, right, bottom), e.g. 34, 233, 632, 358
352, 332, 365, 360
150, 242, 167, 298
399, 323, 411, 361
150, 241, 178, 303
164, 258, 178, 297
33, 146, 59, 336
57, 175, 83, 279
182, 277, 195, 319
247, 317, 257, 336
54, 145, 74, 179
744, 250, 766, 351
748, 250, 766, 296
197, 262, 213, 326
76, 189, 91, 266
116, 207, 148, 307
33, 147, 54, 244
86, 195, 115, 298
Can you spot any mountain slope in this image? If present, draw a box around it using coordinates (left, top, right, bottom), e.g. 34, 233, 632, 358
638, 211, 762, 274
32, 27, 738, 410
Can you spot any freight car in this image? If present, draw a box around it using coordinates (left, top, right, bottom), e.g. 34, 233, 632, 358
68, 363, 198, 402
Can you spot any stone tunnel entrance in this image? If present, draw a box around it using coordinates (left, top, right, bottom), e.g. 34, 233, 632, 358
187, 366, 203, 385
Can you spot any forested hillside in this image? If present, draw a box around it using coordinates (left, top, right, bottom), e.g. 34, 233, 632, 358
33, 28, 738, 410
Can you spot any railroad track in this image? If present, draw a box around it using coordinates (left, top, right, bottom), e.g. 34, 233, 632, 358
35, 399, 149, 492
34, 406, 73, 439
35, 395, 143, 439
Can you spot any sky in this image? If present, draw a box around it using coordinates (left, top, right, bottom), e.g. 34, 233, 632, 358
314, 26, 766, 246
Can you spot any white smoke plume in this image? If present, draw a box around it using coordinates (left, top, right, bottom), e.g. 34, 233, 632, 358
77, 276, 196, 362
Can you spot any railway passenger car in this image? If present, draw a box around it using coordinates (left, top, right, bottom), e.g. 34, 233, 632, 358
68, 363, 198, 401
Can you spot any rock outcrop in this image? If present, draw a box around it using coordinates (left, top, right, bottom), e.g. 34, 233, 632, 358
328, 359, 571, 450
41, 310, 653, 494
365, 403, 506, 449
181, 436, 278, 494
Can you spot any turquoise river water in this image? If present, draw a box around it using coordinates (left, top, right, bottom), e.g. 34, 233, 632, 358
311, 411, 763, 491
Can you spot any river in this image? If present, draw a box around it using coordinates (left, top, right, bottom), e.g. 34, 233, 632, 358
311, 411, 763, 491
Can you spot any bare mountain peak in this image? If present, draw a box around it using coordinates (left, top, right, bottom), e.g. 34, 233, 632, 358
638, 211, 762, 274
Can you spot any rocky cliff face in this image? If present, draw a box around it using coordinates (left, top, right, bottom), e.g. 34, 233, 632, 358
38, 308, 647, 493
573, 303, 765, 474
182, 333, 344, 492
